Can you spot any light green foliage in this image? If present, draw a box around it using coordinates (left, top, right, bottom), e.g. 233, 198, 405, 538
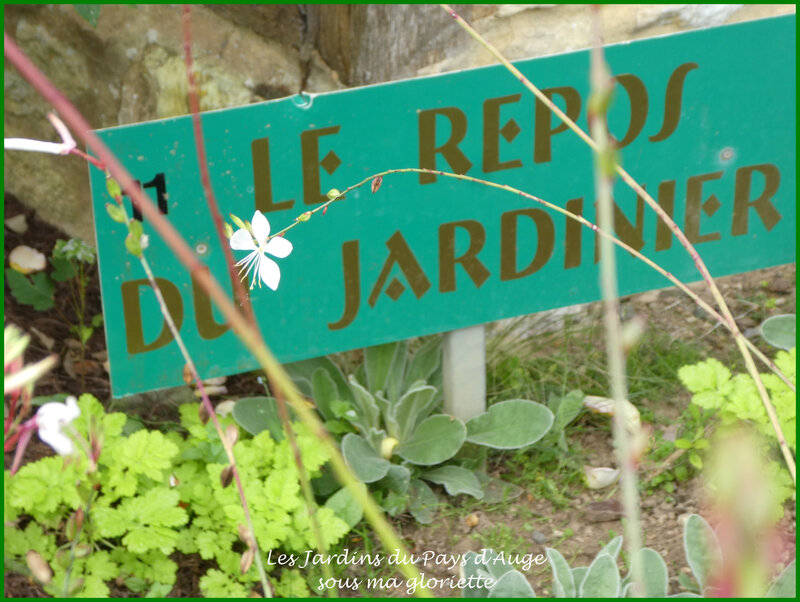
678, 350, 795, 452
5, 395, 351, 597
677, 349, 795, 518
276, 337, 554, 523
73, 4, 101, 27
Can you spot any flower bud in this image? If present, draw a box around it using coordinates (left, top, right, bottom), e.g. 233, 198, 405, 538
198, 402, 210, 425
26, 551, 53, 585
240, 547, 255, 575
380, 437, 398, 459
105, 203, 127, 223
326, 188, 341, 200
297, 211, 311, 222
220, 465, 234, 488
105, 175, 122, 200
225, 423, 239, 447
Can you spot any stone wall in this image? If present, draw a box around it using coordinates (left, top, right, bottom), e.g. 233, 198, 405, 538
4, 4, 794, 244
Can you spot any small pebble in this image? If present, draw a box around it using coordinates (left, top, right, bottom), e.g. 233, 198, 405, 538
532, 530, 548, 545
5, 214, 28, 234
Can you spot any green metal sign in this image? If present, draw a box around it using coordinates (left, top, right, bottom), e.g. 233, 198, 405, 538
89, 16, 796, 397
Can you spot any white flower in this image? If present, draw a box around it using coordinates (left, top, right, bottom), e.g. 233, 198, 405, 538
36, 396, 81, 455
229, 210, 292, 291
4, 112, 77, 156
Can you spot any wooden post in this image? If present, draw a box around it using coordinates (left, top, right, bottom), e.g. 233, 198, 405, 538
442, 324, 486, 421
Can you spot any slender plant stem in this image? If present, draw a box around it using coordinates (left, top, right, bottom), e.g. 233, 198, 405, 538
272, 386, 337, 596
438, 4, 795, 482
62, 488, 96, 598
589, 9, 643, 594
180, 7, 334, 592
136, 252, 272, 596
180, 6, 256, 328
4, 31, 429, 595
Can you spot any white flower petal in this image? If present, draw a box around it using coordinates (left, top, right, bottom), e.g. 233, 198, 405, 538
230, 228, 256, 251
251, 210, 271, 245
36, 396, 80, 455
258, 256, 281, 290
38, 427, 75, 455
265, 236, 292, 259
4, 138, 69, 154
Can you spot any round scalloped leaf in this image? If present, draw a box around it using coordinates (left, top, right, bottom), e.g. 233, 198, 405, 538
761, 314, 796, 350
232, 397, 284, 441
466, 399, 554, 449
341, 433, 390, 483
395, 414, 465, 465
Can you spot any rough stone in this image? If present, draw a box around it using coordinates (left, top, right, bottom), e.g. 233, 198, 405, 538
4, 4, 795, 244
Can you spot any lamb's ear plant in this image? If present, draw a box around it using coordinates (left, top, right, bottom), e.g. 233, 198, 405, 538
255, 339, 554, 523
461, 515, 796, 598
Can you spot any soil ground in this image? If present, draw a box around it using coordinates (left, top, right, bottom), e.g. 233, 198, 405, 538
3, 191, 796, 597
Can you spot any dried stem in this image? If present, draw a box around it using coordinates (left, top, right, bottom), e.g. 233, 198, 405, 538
136, 252, 272, 597
180, 7, 332, 591
180, 6, 256, 327
438, 4, 795, 482
4, 30, 428, 595
589, 8, 642, 593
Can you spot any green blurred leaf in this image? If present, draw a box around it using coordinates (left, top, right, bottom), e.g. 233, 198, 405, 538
422, 465, 483, 499
761, 314, 796, 350
5, 269, 55, 310
341, 433, 390, 483
74, 4, 101, 27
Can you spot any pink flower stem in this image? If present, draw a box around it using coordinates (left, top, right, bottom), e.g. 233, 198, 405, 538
180, 6, 255, 327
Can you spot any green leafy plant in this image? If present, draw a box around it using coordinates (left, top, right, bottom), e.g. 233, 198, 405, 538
6, 238, 103, 374
235, 338, 554, 524
461, 515, 796, 598
4, 394, 350, 597
677, 348, 796, 518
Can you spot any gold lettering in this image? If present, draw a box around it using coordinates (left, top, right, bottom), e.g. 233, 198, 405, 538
482, 94, 523, 173
252, 137, 294, 213
301, 125, 341, 206
594, 193, 646, 262
500, 208, 555, 280
193, 269, 229, 340
654, 180, 677, 252
534, 86, 581, 164
685, 171, 723, 244
418, 107, 473, 184
613, 74, 648, 148
438, 220, 490, 292
732, 164, 781, 236
121, 278, 183, 355
329, 240, 361, 331
649, 62, 699, 142
368, 231, 431, 306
